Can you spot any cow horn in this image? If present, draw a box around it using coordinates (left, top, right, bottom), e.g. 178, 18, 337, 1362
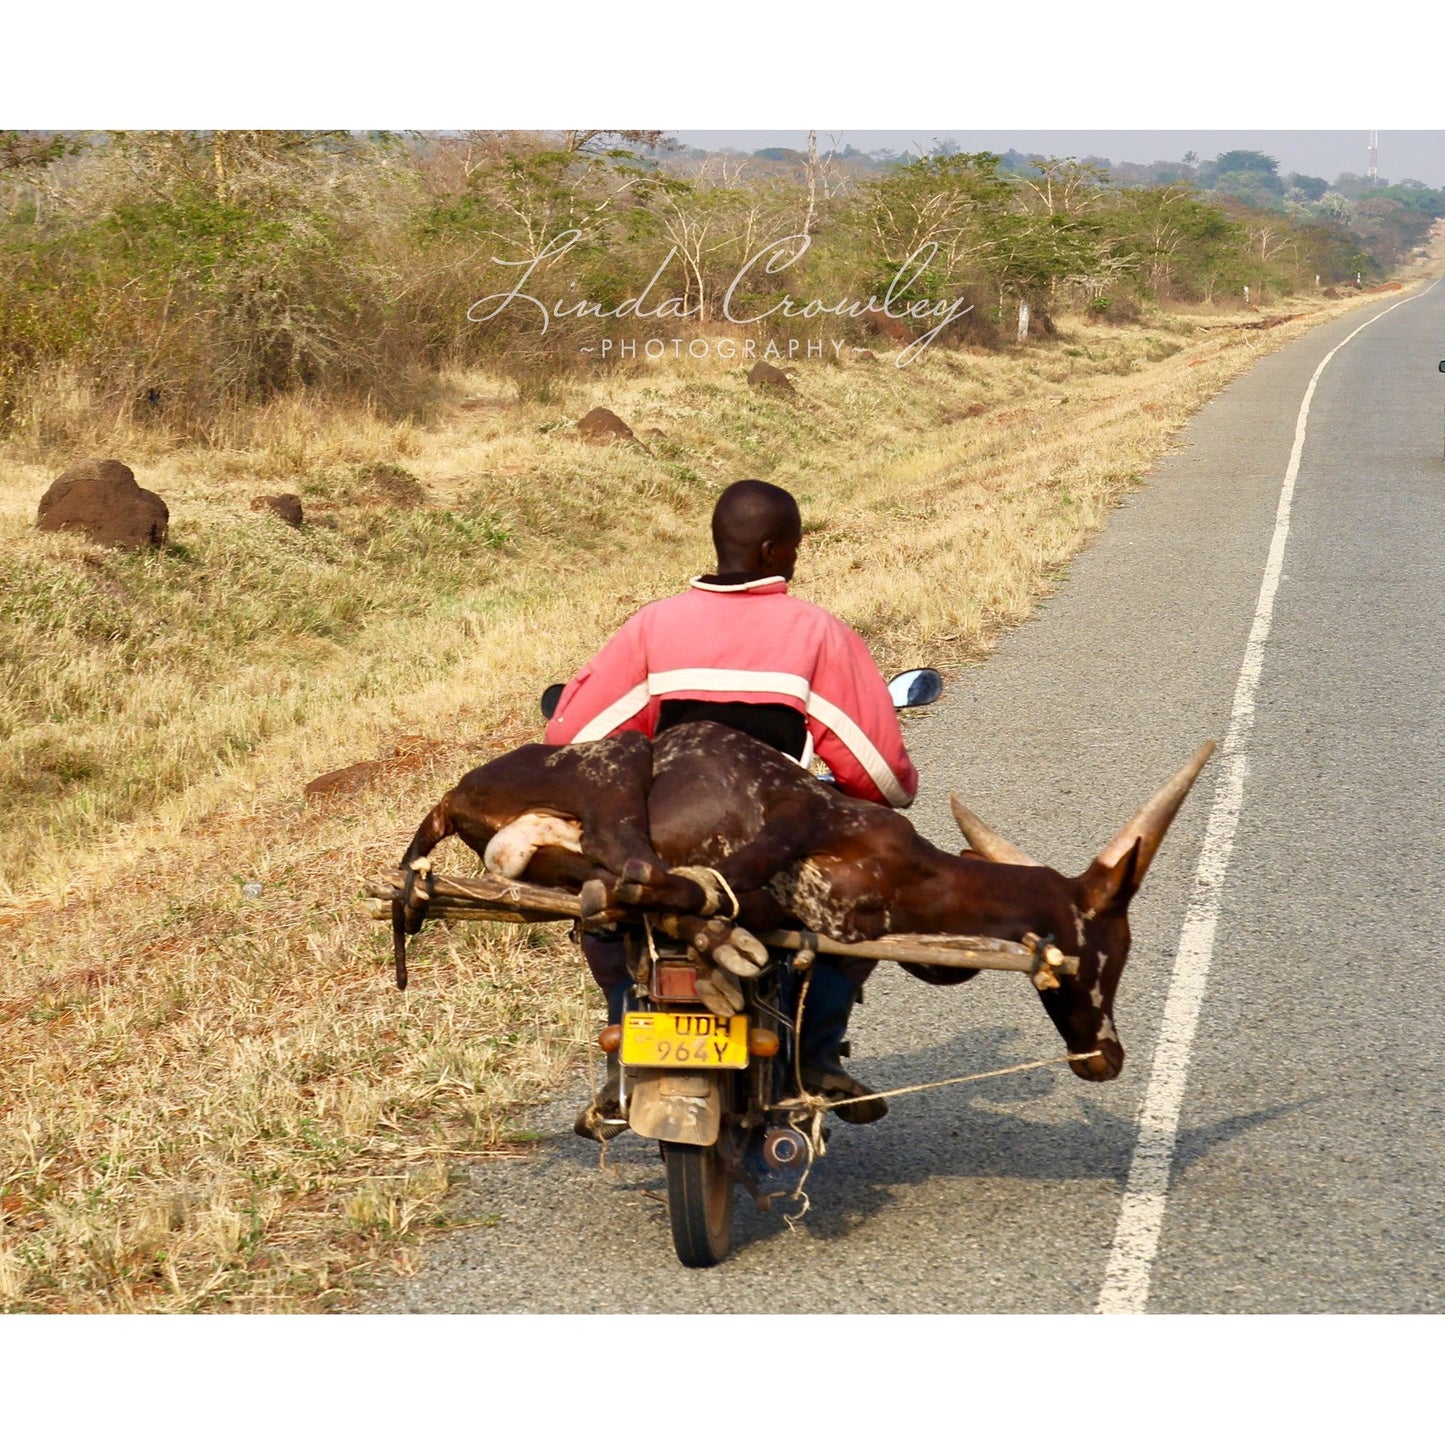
1096, 740, 1217, 882
950, 794, 1041, 867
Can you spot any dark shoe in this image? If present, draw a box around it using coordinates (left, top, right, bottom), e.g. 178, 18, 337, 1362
574, 1055, 627, 1141
799, 1057, 888, 1125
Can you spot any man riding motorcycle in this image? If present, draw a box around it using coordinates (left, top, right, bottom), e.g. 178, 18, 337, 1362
544, 478, 919, 1136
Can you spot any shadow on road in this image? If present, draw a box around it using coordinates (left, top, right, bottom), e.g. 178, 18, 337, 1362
501, 1026, 1313, 1263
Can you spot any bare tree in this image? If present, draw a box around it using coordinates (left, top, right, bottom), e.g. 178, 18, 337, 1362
1013, 157, 1109, 217
559, 130, 668, 155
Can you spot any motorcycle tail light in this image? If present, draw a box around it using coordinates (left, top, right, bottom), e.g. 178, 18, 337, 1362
598, 1024, 622, 1053
747, 1028, 780, 1057
651, 963, 700, 1001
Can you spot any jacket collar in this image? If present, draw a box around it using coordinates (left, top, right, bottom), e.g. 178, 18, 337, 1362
689, 575, 789, 594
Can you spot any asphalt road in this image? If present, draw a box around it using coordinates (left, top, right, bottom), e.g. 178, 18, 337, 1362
361, 283, 1445, 1313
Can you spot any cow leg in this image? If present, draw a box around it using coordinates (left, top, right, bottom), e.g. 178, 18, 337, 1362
582, 810, 711, 917
577, 803, 664, 882
631, 803, 828, 975
552, 737, 713, 918
733, 887, 791, 930
615, 795, 827, 917
612, 858, 710, 913
391, 796, 461, 990
709, 797, 828, 898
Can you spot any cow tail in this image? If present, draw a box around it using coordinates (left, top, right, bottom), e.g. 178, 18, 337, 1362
391, 901, 410, 992
391, 798, 455, 991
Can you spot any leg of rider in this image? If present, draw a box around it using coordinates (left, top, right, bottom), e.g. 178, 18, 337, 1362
581, 931, 632, 1025
798, 957, 887, 1125
574, 932, 632, 1138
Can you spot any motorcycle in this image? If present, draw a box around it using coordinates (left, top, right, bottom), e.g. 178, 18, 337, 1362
541, 668, 943, 1267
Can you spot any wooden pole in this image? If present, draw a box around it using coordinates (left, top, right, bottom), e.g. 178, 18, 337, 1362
362, 871, 1079, 978
755, 926, 1073, 975
368, 868, 581, 919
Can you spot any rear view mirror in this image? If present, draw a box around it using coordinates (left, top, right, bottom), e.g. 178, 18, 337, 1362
539, 682, 565, 719
887, 668, 943, 709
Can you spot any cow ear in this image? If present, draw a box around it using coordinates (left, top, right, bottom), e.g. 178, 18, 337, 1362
1076, 837, 1143, 917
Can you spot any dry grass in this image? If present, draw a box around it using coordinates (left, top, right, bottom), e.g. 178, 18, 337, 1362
0, 283, 1420, 1311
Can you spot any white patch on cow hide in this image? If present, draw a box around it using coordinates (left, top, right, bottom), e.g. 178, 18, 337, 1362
767, 857, 868, 940
1089, 952, 1108, 1008
484, 812, 584, 878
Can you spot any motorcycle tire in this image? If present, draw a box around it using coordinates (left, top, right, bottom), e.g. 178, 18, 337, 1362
662, 1141, 734, 1267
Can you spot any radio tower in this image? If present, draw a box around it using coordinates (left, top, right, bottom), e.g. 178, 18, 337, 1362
1368, 130, 1380, 184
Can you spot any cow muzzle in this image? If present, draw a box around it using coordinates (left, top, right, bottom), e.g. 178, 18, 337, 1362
1070, 1037, 1124, 1081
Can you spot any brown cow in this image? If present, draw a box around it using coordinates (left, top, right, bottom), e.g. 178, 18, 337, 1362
392, 731, 726, 985
395, 722, 1214, 1080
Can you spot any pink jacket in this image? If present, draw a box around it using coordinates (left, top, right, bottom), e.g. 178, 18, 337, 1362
544, 577, 918, 808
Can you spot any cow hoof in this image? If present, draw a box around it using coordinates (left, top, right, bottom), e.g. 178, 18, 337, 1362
695, 968, 743, 1016
574, 1099, 628, 1141
611, 858, 652, 906
622, 857, 664, 886
713, 942, 763, 979
578, 878, 610, 922
729, 925, 768, 970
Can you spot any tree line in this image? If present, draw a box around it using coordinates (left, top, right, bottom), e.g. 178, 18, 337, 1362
1, 131, 1439, 436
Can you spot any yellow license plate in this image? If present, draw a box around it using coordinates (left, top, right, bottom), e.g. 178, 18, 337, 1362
620, 1012, 749, 1069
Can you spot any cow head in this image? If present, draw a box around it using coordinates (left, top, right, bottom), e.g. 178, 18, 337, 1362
950, 741, 1215, 1081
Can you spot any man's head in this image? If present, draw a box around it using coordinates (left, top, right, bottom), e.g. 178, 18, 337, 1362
711, 479, 802, 580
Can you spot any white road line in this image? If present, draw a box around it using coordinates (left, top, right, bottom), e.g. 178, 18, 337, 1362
1095, 282, 1439, 1315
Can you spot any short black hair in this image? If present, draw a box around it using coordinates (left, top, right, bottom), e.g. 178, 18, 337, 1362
711, 479, 801, 556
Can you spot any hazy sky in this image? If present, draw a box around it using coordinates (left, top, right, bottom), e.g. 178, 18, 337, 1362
674, 131, 1445, 188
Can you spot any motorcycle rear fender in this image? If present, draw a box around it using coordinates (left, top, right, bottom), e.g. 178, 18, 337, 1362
626, 1069, 722, 1146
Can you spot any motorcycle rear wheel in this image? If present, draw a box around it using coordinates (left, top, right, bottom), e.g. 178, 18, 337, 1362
662, 1142, 734, 1267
